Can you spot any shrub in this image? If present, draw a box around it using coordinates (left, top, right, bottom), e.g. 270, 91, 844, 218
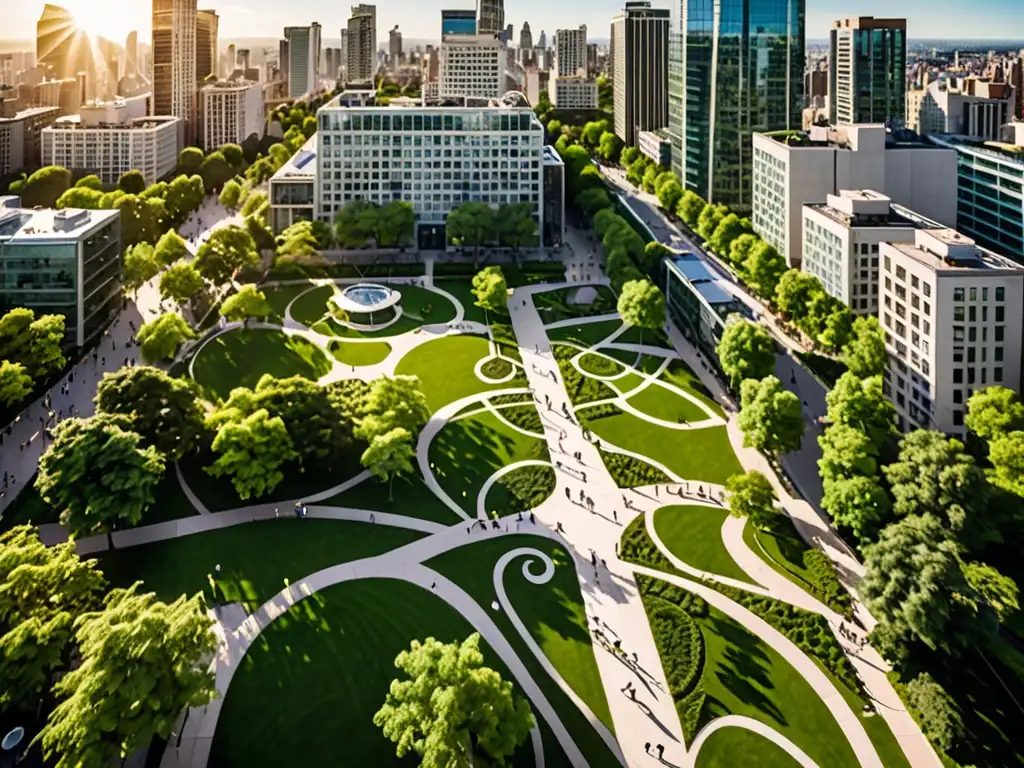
578, 352, 622, 377
491, 322, 520, 361
804, 549, 852, 615
480, 357, 514, 379
553, 344, 617, 405
619, 515, 678, 574
490, 464, 556, 513
499, 405, 543, 434
599, 448, 672, 488
897, 672, 964, 757
490, 393, 534, 406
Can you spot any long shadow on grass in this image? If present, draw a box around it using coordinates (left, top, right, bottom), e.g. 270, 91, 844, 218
704, 613, 787, 727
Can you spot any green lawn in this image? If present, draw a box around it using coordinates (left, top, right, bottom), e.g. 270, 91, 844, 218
395, 335, 526, 411
693, 727, 803, 768
429, 537, 621, 768
433, 279, 491, 325
652, 506, 752, 583
328, 339, 392, 366
321, 472, 464, 526
602, 347, 641, 367
578, 352, 624, 377
291, 284, 458, 338
585, 410, 742, 485
545, 320, 622, 346
742, 515, 820, 596
429, 410, 547, 515
657, 358, 725, 417
613, 324, 671, 348
608, 371, 646, 395
99, 519, 423, 612
533, 286, 618, 322
191, 328, 332, 399
208, 578, 558, 767
262, 282, 315, 324
627, 381, 713, 424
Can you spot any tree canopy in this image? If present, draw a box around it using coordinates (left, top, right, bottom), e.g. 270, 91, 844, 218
471, 266, 508, 315
205, 407, 298, 500
716, 316, 775, 391
842, 316, 887, 378
356, 375, 431, 443
965, 386, 1024, 443
194, 226, 259, 284
159, 261, 205, 306
616, 279, 665, 344
221, 284, 271, 324
361, 427, 416, 500
137, 313, 197, 363
725, 471, 777, 529
738, 376, 805, 456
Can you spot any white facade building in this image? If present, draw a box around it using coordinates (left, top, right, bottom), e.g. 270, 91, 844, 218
440, 35, 505, 100
552, 76, 597, 109
269, 133, 317, 232
906, 77, 1015, 142
200, 81, 265, 151
41, 106, 180, 186
879, 228, 1024, 436
554, 26, 587, 78
315, 105, 545, 248
284, 23, 322, 98
752, 123, 957, 267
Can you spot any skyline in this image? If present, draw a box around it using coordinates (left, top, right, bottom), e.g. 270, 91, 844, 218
2, 0, 1024, 50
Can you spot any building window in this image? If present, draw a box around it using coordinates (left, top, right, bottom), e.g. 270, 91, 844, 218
953, 368, 963, 384
996, 286, 1005, 301
996, 326, 1005, 342
995, 366, 1004, 382
996, 306, 1005, 322
953, 410, 964, 427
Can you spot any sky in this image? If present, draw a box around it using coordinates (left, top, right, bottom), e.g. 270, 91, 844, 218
4, 0, 1024, 47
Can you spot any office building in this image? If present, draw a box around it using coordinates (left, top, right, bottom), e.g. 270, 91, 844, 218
125, 30, 140, 80
152, 0, 197, 142
270, 133, 317, 232
664, 253, 749, 359
0, 106, 60, 175
526, 69, 550, 107
200, 80, 264, 152
0, 199, 122, 349
389, 26, 403, 68
520, 22, 533, 53
802, 190, 930, 313
440, 35, 505, 100
611, 1, 669, 147
442, 10, 477, 37
926, 133, 1024, 260
668, 0, 803, 211
478, 0, 504, 35
751, 123, 957, 267
196, 9, 219, 81
552, 77, 597, 109
315, 104, 548, 249
879, 228, 1024, 437
42, 105, 179, 186
829, 17, 906, 125
555, 26, 587, 78
284, 23, 322, 99
906, 77, 1015, 142
347, 5, 377, 83
639, 129, 672, 167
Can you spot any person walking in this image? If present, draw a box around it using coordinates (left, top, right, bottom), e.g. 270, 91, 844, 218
656, 744, 664, 760
644, 743, 651, 754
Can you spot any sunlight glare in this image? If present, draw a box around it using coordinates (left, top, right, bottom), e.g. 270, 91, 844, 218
59, 0, 145, 43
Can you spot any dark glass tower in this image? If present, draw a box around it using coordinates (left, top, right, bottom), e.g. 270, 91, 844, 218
668, 0, 804, 211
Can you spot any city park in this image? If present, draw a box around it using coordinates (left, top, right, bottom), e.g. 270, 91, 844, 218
0, 105, 1022, 768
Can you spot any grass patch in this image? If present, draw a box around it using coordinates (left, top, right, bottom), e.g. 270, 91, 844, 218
619, 514, 680, 575
484, 464, 556, 517
533, 285, 618, 322
553, 344, 617, 406
546, 319, 622, 346
694, 728, 804, 768
434, 279, 490, 325
627, 382, 712, 423
599, 448, 672, 488
658, 358, 725, 417
608, 371, 646, 395
99, 519, 422, 612
327, 339, 391, 366
494, 404, 544, 434
261, 281, 315, 324
578, 352, 623, 377
602, 347, 641, 367
491, 322, 522, 362
481, 357, 515, 379
653, 506, 751, 583
614, 324, 671, 348
320, 472, 463, 525
191, 328, 332, 400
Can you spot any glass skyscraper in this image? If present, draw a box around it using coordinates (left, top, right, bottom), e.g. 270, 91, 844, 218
668, 0, 804, 211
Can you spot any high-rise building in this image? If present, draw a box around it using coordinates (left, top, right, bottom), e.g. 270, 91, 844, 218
226, 44, 236, 78
906, 77, 1014, 142
519, 22, 533, 53
278, 39, 290, 84
152, 0, 197, 142
668, 0, 803, 211
389, 26, 403, 68
0, 106, 60, 175
195, 9, 218, 81
506, 24, 514, 43
478, 0, 504, 36
553, 77, 597, 109
829, 17, 906, 125
554, 26, 586, 78
339, 29, 349, 81
538, 31, 546, 49
611, 2, 668, 148
284, 23, 322, 98
440, 35, 505, 100
347, 5, 377, 83
201, 80, 264, 151
442, 10, 477, 37
125, 31, 139, 79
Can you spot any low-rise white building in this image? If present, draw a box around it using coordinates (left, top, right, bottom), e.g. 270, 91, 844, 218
906, 77, 1015, 142
269, 133, 316, 233
440, 34, 505, 100
879, 228, 1024, 436
200, 80, 264, 151
552, 76, 597, 110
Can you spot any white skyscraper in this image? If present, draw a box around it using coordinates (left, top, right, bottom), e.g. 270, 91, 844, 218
440, 35, 505, 100
284, 23, 322, 98
554, 25, 586, 77
152, 0, 196, 142
347, 5, 377, 83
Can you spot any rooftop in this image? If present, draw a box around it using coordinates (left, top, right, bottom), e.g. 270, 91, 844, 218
927, 133, 1024, 162
887, 228, 1024, 273
760, 123, 933, 150
806, 192, 940, 229
0, 105, 60, 124
0, 200, 119, 242
48, 115, 179, 131
542, 144, 563, 165
201, 79, 260, 90
666, 253, 746, 315
271, 133, 318, 181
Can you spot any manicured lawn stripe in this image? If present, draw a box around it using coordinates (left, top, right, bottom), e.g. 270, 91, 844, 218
627, 382, 711, 424
653, 505, 751, 583
322, 472, 463, 525
693, 727, 803, 768
328, 340, 392, 366
262, 282, 315, 324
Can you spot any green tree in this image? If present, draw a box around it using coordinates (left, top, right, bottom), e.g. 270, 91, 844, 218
902, 673, 965, 755
656, 179, 683, 213
115, 193, 166, 246
74, 174, 103, 190
820, 474, 890, 543
817, 423, 879, 484
195, 225, 259, 284
219, 179, 243, 210
36, 414, 165, 540
277, 219, 320, 258
18, 166, 71, 208
153, 229, 189, 267
374, 633, 534, 767
620, 146, 640, 166
356, 375, 431, 442
825, 372, 894, 449
205, 408, 298, 500
625, 155, 649, 187
654, 171, 677, 194
677, 190, 706, 228
95, 366, 204, 460
774, 268, 820, 323
361, 427, 416, 500
597, 131, 623, 162
55, 186, 103, 210
310, 219, 334, 249
377, 200, 415, 250
123, 242, 160, 295
575, 187, 612, 216
496, 203, 538, 262
198, 151, 234, 193
617, 279, 665, 345
727, 232, 759, 270
164, 174, 205, 223
220, 142, 244, 169
818, 304, 855, 354
989, 430, 1024, 496
965, 386, 1024, 443
117, 169, 147, 195
582, 119, 609, 147
137, 313, 197, 363
39, 585, 216, 768
575, 164, 603, 193
861, 514, 996, 663
708, 213, 747, 256
158, 261, 205, 307
546, 119, 562, 135
641, 241, 674, 274
333, 199, 378, 248
302, 114, 318, 138
0, 360, 32, 408
26, 314, 65, 378
471, 265, 508, 320
738, 376, 805, 456
695, 203, 726, 240
725, 471, 777, 528
241, 189, 268, 218
743, 241, 786, 299
716, 316, 775, 391
447, 202, 496, 268
178, 146, 205, 172
841, 315, 887, 377
221, 284, 271, 325
962, 561, 1020, 622
642, 163, 661, 193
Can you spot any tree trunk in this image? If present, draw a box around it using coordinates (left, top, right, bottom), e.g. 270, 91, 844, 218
388, 473, 395, 502
107, 529, 116, 551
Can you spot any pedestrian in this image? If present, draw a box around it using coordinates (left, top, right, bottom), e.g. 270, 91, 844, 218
582, 471, 587, 482
620, 681, 632, 694
632, 651, 638, 664
565, 487, 571, 500
369, 513, 375, 523
529, 511, 535, 524
613, 509, 618, 523
644, 743, 651, 754
579, 489, 585, 502
656, 744, 664, 760
590, 550, 597, 566
101, 356, 105, 365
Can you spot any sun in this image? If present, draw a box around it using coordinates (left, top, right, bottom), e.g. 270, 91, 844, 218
58, 0, 146, 43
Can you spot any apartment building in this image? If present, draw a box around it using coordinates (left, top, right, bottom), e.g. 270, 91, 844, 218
440, 34, 505, 100
554, 26, 587, 78
829, 17, 906, 125
906, 77, 1015, 141
552, 77, 597, 109
200, 80, 264, 151
0, 105, 59, 175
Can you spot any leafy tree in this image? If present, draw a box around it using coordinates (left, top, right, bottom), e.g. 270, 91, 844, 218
356, 375, 431, 443
471, 265, 508, 320
575, 164, 604, 194
195, 225, 259, 284
310, 219, 334, 249
152, 230, 189, 268
123, 242, 159, 296
962, 561, 1020, 622
617, 279, 664, 345
727, 232, 758, 270
164, 174, 205, 223
546, 119, 562, 135
677, 190, 707, 228
582, 119, 610, 147
137, 313, 197, 363
17, 165, 71, 208
447, 202, 496, 268
221, 284, 271, 325
716, 316, 775, 391
725, 471, 777, 528
361, 427, 416, 500
656, 179, 683, 213
301, 114, 318, 138
39, 585, 216, 768
55, 186, 103, 210
625, 155, 649, 187
575, 187, 612, 216
220, 142, 244, 169
159, 261, 205, 306
496, 203, 538, 261
821, 475, 890, 542
818, 303, 855, 354
653, 171, 676, 194
377, 200, 416, 250
117, 170, 147, 195
988, 430, 1024, 496
115, 193, 166, 246
199, 151, 235, 192
708, 213, 747, 256
642, 163, 661, 193
744, 240, 786, 299
620, 146, 640, 166
178, 146, 205, 172
861, 514, 996, 662
241, 189, 268, 218
902, 673, 965, 755
333, 199, 378, 248
205, 408, 298, 500
27, 314, 65, 378
841, 315, 887, 377
774, 268, 820, 323
36, 413, 165, 539
95, 366, 204, 460
641, 241, 674, 274
74, 174, 104, 190
738, 376, 805, 456
695, 203, 726, 240
817, 423, 879, 484
0, 360, 32, 407
219, 179, 243, 210
374, 633, 534, 767
965, 386, 1024, 443
597, 131, 623, 162
825, 373, 894, 449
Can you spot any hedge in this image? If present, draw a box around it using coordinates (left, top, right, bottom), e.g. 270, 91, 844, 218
619, 514, 679, 575
265, 261, 426, 281
578, 352, 621, 376
553, 344, 617, 405
480, 357, 514, 379
498, 404, 544, 434
488, 463, 557, 514
598, 447, 672, 488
